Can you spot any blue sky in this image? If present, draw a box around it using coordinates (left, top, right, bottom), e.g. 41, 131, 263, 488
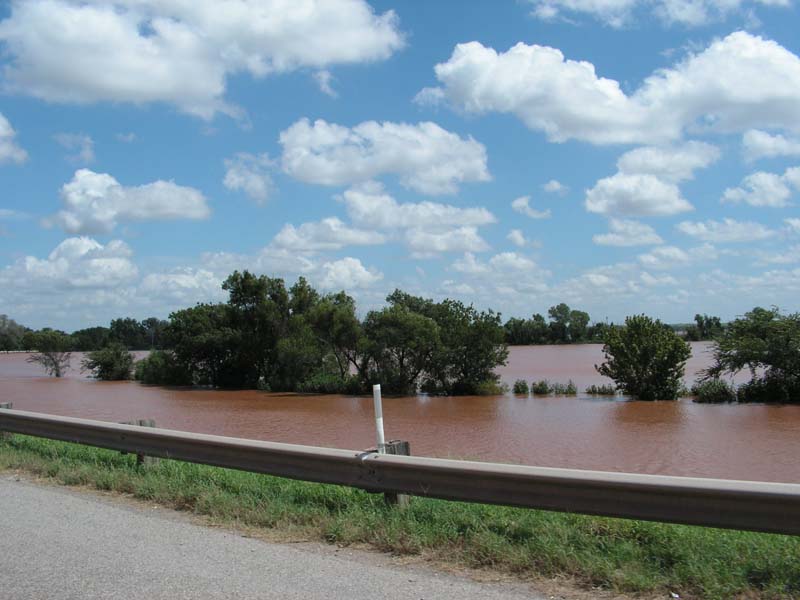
0, 0, 799, 331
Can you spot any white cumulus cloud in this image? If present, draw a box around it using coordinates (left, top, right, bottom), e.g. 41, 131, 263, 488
676, 219, 776, 243
542, 179, 569, 194
0, 112, 27, 164
585, 173, 692, 216
511, 196, 551, 219
318, 257, 382, 290
722, 166, 800, 207
48, 169, 211, 234
272, 217, 385, 252
223, 153, 274, 204
593, 219, 663, 246
616, 142, 720, 183
742, 130, 800, 162
279, 118, 490, 195
54, 132, 95, 164
420, 32, 800, 146
0, 0, 404, 119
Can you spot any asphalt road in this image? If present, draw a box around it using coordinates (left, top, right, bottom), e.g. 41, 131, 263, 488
0, 476, 547, 599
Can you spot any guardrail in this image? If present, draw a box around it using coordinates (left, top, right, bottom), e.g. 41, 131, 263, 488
1, 407, 798, 536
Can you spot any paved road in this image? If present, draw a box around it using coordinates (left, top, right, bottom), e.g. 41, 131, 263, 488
0, 476, 546, 599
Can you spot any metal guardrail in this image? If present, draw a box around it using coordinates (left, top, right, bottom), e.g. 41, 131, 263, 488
1, 407, 798, 535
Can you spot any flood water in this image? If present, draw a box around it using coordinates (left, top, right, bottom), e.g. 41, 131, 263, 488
1, 344, 798, 483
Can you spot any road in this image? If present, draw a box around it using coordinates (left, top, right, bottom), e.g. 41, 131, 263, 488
0, 476, 547, 599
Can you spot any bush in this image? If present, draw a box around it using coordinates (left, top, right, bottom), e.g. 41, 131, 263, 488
81, 343, 134, 380
691, 379, 738, 403
473, 380, 508, 396
512, 379, 529, 394
552, 380, 577, 395
296, 373, 364, 395
134, 350, 192, 386
530, 380, 552, 395
736, 374, 800, 404
596, 315, 691, 401
585, 384, 617, 395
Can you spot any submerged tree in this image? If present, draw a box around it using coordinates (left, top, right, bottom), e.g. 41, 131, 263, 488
26, 329, 72, 377
596, 315, 691, 401
81, 342, 134, 380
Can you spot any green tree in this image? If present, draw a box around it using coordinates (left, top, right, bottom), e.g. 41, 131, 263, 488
70, 326, 110, 351
25, 329, 73, 377
548, 303, 571, 342
569, 309, 590, 342
703, 307, 800, 403
109, 317, 148, 349
307, 291, 364, 379
0, 314, 28, 351
81, 342, 134, 380
596, 315, 691, 401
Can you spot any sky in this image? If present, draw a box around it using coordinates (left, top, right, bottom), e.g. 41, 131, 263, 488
0, 0, 799, 331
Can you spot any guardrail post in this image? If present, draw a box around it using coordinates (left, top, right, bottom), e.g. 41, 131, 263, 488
0, 402, 11, 442
382, 439, 411, 507
119, 419, 158, 467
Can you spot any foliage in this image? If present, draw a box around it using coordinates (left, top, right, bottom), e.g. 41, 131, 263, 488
685, 313, 725, 341
703, 307, 800, 403
472, 380, 508, 395
134, 350, 192, 386
6, 436, 800, 600
596, 315, 691, 401
70, 326, 110, 351
691, 379, 737, 404
504, 304, 598, 345
296, 372, 363, 395
512, 379, 529, 394
530, 379, 552, 395
80, 343, 135, 381
552, 380, 577, 395
0, 314, 29, 351
585, 384, 618, 395
24, 329, 72, 377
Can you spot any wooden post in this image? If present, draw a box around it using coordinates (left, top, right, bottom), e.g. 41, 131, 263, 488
382, 439, 411, 507
119, 419, 158, 467
0, 402, 11, 442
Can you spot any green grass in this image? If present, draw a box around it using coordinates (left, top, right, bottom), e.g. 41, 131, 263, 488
1, 435, 799, 599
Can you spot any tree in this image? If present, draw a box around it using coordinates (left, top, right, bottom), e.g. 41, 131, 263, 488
0, 314, 28, 351
569, 309, 590, 342
81, 342, 134, 380
703, 307, 800, 403
596, 315, 691, 401
548, 303, 571, 342
70, 326, 110, 351
685, 313, 724, 341
109, 318, 148, 349
26, 329, 72, 377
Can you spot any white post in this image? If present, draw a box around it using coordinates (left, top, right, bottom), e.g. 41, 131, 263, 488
372, 384, 386, 453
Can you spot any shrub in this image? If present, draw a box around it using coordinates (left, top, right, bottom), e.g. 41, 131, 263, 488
554, 380, 577, 395
530, 380, 552, 395
736, 373, 800, 404
691, 379, 738, 403
134, 350, 192, 386
474, 380, 509, 396
596, 315, 691, 401
585, 384, 617, 395
81, 343, 134, 380
296, 373, 364, 395
512, 379, 529, 395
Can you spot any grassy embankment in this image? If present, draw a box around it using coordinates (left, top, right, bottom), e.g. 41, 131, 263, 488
1, 434, 798, 599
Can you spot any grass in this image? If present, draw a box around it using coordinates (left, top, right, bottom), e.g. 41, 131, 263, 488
1, 435, 799, 599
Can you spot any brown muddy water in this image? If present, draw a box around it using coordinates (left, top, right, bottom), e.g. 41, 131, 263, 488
1, 344, 798, 483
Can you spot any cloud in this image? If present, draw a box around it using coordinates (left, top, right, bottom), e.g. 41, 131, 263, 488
676, 218, 776, 243
405, 227, 489, 258
511, 196, 551, 219
507, 229, 527, 247
616, 141, 720, 183
0, 236, 138, 290
318, 257, 382, 290
585, 173, 693, 216
0, 112, 27, 164
48, 169, 211, 234
0, 0, 404, 119
140, 268, 225, 304
742, 129, 800, 161
753, 245, 800, 265
337, 181, 494, 257
542, 179, 568, 194
313, 70, 338, 98
54, 132, 95, 164
420, 32, 800, 145
223, 153, 274, 204
280, 118, 490, 194
116, 132, 136, 143
638, 243, 717, 269
722, 166, 800, 207
272, 217, 385, 251
526, 0, 789, 27
593, 218, 663, 246
786, 218, 800, 234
